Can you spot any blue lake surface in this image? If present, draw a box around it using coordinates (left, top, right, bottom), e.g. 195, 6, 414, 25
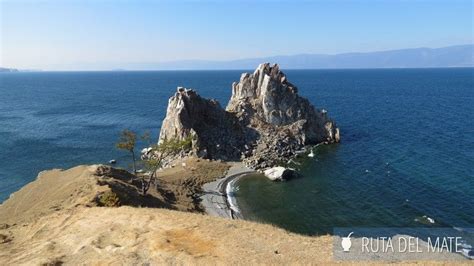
0, 69, 473, 239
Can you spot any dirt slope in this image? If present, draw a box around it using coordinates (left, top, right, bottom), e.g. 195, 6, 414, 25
1, 206, 335, 265
0, 165, 467, 265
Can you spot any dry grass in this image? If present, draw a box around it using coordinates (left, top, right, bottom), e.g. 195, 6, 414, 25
159, 157, 229, 183
0, 164, 468, 265
0, 206, 333, 264
154, 157, 230, 212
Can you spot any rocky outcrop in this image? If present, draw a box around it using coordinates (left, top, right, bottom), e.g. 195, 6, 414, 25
158, 63, 340, 169
159, 87, 245, 161
226, 63, 339, 168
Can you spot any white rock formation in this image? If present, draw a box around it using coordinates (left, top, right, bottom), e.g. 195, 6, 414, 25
227, 63, 340, 144
263, 167, 298, 181
158, 63, 340, 169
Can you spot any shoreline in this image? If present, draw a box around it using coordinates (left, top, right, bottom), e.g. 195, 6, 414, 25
199, 144, 319, 219
1, 164, 469, 263
200, 162, 255, 219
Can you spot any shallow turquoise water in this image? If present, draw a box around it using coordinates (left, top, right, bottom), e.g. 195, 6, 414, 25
0, 69, 473, 238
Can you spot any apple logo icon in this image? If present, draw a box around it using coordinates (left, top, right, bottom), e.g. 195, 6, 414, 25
341, 232, 354, 252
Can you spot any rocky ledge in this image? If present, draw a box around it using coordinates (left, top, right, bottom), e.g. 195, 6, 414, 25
158, 63, 340, 170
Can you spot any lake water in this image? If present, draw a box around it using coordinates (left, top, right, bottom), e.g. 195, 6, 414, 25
1, 69, 473, 244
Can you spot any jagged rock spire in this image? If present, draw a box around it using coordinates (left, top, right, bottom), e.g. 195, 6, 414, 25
158, 64, 340, 169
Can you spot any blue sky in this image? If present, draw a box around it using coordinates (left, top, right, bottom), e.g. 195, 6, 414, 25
1, 0, 472, 70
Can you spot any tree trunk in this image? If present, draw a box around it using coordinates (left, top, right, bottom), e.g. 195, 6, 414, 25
131, 151, 137, 175
141, 178, 146, 195
142, 164, 160, 196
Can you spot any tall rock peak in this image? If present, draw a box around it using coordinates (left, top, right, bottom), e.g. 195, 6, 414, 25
158, 64, 340, 169
159, 87, 242, 160
227, 63, 302, 126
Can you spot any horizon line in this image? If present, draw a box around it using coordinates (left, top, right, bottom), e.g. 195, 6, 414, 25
2, 66, 474, 73
2, 43, 473, 71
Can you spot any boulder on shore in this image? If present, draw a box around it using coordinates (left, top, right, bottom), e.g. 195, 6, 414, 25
157, 63, 340, 169
263, 167, 299, 181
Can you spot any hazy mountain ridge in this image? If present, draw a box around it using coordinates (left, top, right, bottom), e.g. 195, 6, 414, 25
148, 44, 474, 70
0, 67, 19, 72
0, 67, 42, 72
2, 45, 472, 71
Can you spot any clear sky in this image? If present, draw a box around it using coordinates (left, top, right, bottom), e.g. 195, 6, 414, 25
1, 0, 472, 70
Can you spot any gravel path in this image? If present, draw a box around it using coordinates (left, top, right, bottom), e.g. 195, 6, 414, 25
200, 162, 254, 219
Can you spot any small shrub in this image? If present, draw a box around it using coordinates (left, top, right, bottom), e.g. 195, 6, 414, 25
96, 191, 120, 207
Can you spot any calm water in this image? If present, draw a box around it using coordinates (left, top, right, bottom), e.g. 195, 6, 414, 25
1, 69, 473, 237
233, 68, 474, 236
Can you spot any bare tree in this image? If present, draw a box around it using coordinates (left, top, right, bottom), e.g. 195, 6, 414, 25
116, 129, 137, 175
140, 137, 191, 195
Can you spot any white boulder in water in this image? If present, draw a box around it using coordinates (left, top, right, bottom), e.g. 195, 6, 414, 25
263, 167, 298, 181
423, 215, 435, 224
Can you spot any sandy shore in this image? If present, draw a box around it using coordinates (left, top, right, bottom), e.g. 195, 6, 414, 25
200, 162, 255, 219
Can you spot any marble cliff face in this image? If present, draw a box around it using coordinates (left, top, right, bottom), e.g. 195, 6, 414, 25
158, 63, 340, 169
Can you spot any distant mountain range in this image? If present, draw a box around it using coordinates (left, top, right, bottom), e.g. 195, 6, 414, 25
0, 67, 19, 72
0, 67, 41, 72
2, 44, 473, 71
139, 44, 474, 70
